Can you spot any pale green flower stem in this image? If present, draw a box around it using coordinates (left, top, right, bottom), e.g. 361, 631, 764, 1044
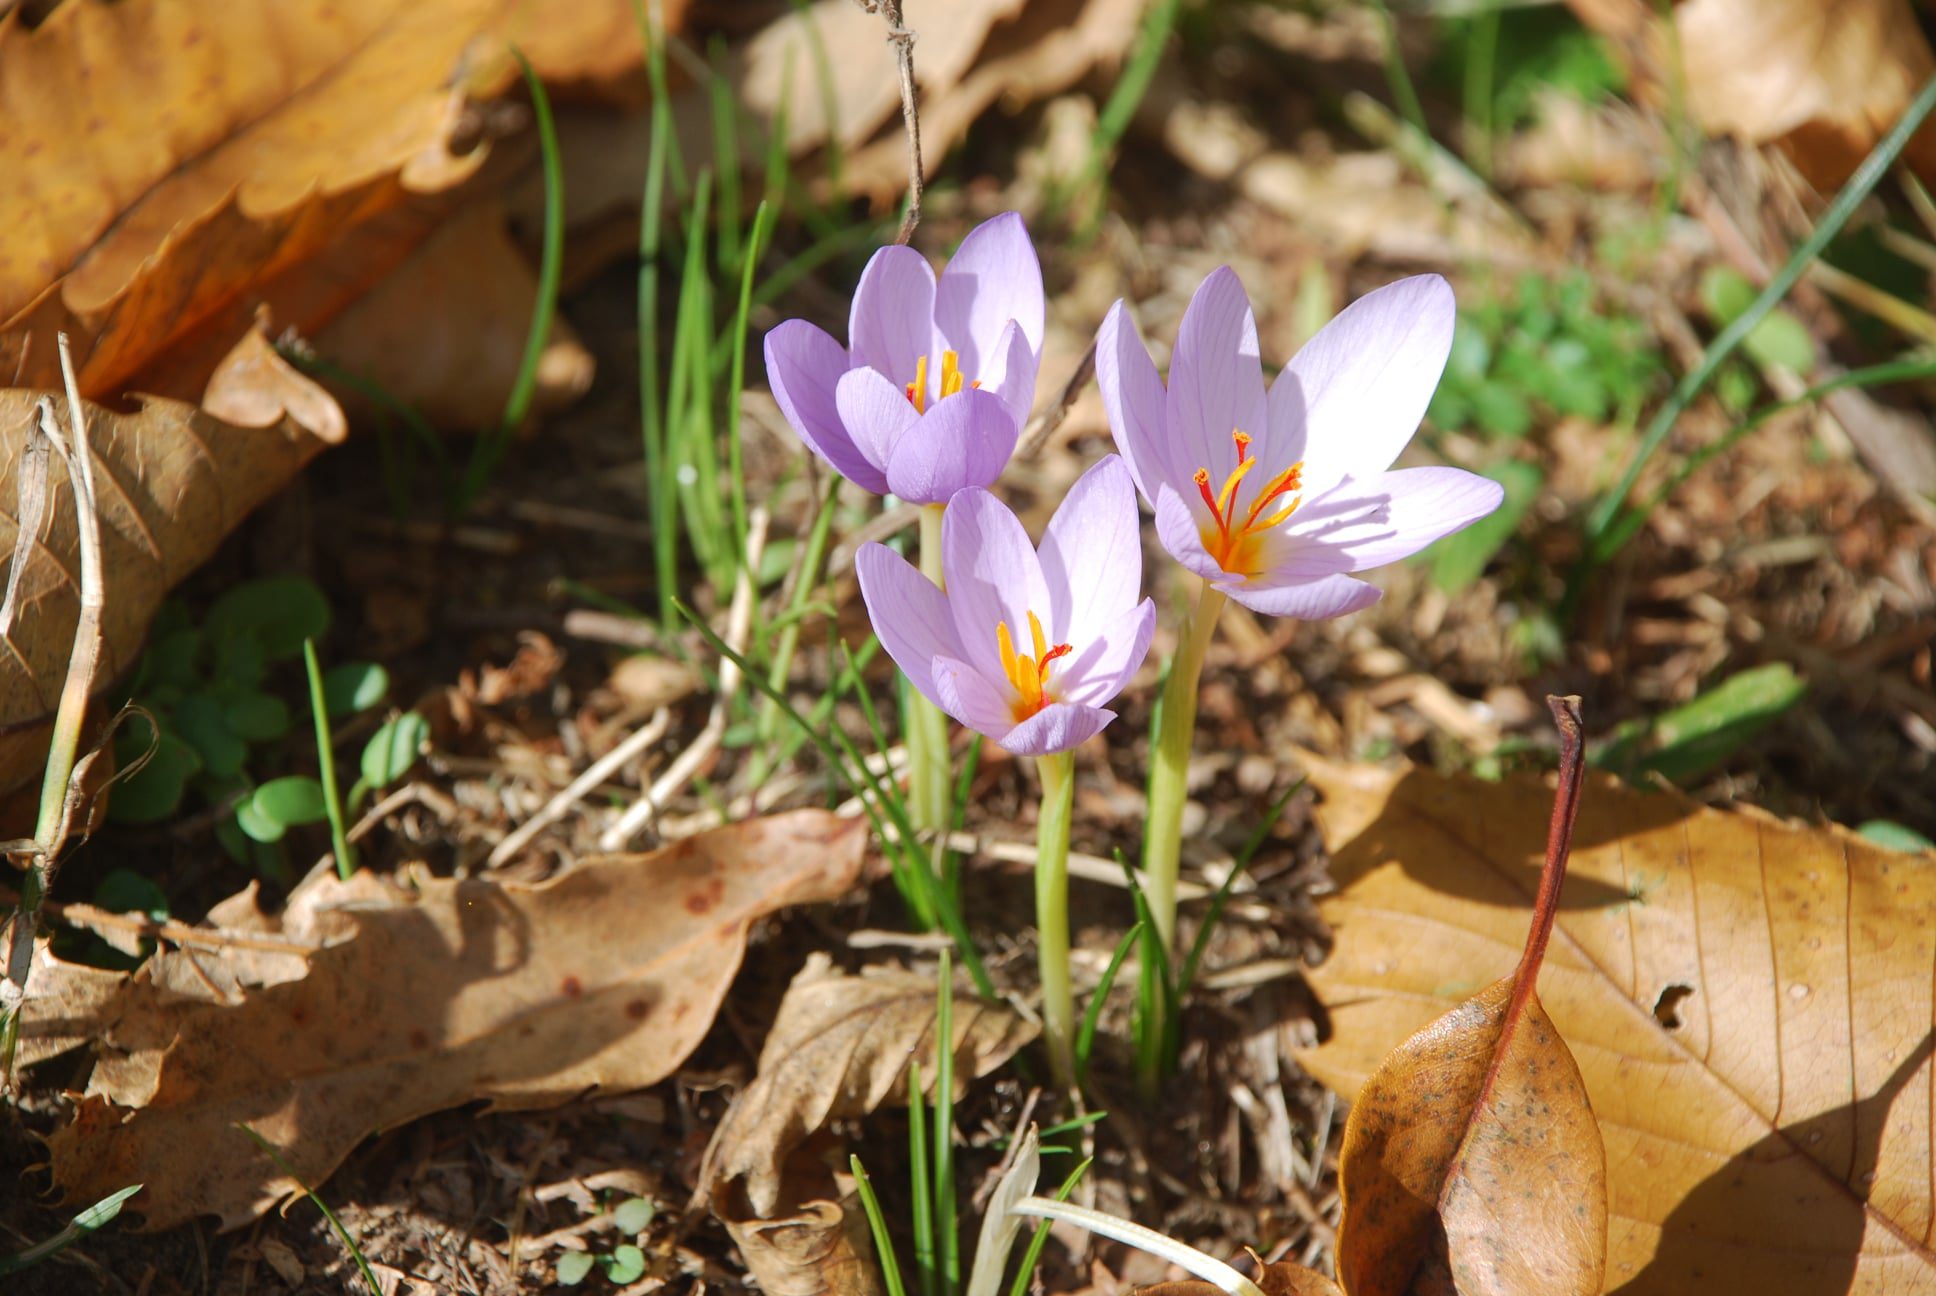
1034, 749, 1077, 1090
905, 504, 955, 899
1142, 581, 1226, 955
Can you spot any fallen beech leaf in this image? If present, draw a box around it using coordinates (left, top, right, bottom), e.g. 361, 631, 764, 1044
0, 377, 335, 801
1294, 748, 1936, 1292
702, 955, 1036, 1296
1336, 698, 1605, 1296
1136, 1262, 1344, 1296
13, 940, 127, 1071
1566, 0, 1936, 190
47, 810, 866, 1229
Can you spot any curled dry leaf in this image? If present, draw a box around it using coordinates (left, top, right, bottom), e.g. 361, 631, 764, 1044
1294, 749, 1936, 1293
46, 810, 865, 1230
702, 955, 1037, 1296
0, 377, 336, 803
1336, 698, 1605, 1296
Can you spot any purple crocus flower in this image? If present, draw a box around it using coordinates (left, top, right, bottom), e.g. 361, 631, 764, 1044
856, 456, 1155, 756
1097, 267, 1504, 618
764, 212, 1045, 503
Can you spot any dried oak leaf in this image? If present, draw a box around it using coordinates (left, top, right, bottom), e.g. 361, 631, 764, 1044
1137, 1265, 1344, 1296
1293, 754, 1936, 1295
702, 955, 1037, 1296
46, 810, 866, 1230
0, 367, 336, 805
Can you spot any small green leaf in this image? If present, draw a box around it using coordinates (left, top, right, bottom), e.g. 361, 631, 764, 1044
1446, 317, 1492, 380
251, 776, 329, 828
172, 694, 248, 779
323, 662, 390, 717
1469, 380, 1534, 440
361, 712, 429, 789
1428, 461, 1543, 593
0, 1183, 144, 1276
145, 628, 204, 689
603, 1245, 647, 1284
1594, 663, 1808, 783
612, 1197, 656, 1235
235, 796, 286, 844
206, 576, 331, 662
108, 730, 201, 825
1698, 264, 1756, 325
1856, 820, 1935, 853
555, 1251, 596, 1286
1743, 310, 1815, 372
225, 691, 292, 744
93, 869, 168, 921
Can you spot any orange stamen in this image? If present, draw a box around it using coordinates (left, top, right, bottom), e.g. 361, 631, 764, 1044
996, 610, 1074, 722
1194, 428, 1305, 577
907, 350, 976, 415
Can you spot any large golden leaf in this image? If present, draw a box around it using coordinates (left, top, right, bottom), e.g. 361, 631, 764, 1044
0, 0, 643, 400
1293, 756, 1936, 1295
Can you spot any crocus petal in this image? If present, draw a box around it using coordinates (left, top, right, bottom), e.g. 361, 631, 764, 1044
932, 212, 1045, 378
884, 388, 1017, 504
932, 654, 1020, 738
850, 244, 937, 385
854, 543, 965, 705
941, 485, 1053, 683
1039, 455, 1142, 646
1270, 274, 1455, 483
978, 319, 1039, 430
1221, 573, 1383, 620
1153, 484, 1229, 582
1055, 599, 1155, 708
1166, 266, 1269, 485
997, 702, 1116, 757
835, 366, 919, 475
1096, 300, 1182, 506
766, 320, 886, 492
1293, 466, 1505, 571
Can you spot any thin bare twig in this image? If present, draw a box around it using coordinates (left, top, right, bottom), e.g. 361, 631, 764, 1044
857, 0, 923, 244
488, 707, 672, 866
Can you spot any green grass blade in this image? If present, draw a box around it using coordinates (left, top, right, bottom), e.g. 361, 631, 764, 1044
0, 1184, 142, 1275
1177, 778, 1304, 993
459, 47, 563, 513
933, 948, 959, 1296
1005, 1157, 1093, 1296
909, 1057, 936, 1296
235, 1125, 380, 1295
1583, 73, 1936, 550
851, 1156, 910, 1296
302, 639, 354, 879
1075, 920, 1143, 1086
726, 200, 775, 567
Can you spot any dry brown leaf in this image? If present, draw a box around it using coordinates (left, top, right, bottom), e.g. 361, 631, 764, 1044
0, 0, 655, 401
1336, 701, 1605, 1296
13, 939, 127, 1071
0, 369, 336, 802
703, 954, 1037, 1296
1293, 755, 1936, 1295
1566, 0, 1936, 190
47, 810, 866, 1230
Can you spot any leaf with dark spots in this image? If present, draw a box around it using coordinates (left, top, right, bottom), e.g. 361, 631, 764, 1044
1333, 697, 1606, 1296
46, 810, 865, 1230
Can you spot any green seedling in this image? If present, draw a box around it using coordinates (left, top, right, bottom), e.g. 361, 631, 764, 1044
1592, 663, 1807, 783
0, 1184, 143, 1276
1858, 820, 1936, 853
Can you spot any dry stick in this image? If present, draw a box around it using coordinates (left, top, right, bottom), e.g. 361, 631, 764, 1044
597, 508, 769, 849
1, 337, 105, 1024
859, 0, 923, 244
1015, 339, 1097, 460
488, 707, 672, 866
